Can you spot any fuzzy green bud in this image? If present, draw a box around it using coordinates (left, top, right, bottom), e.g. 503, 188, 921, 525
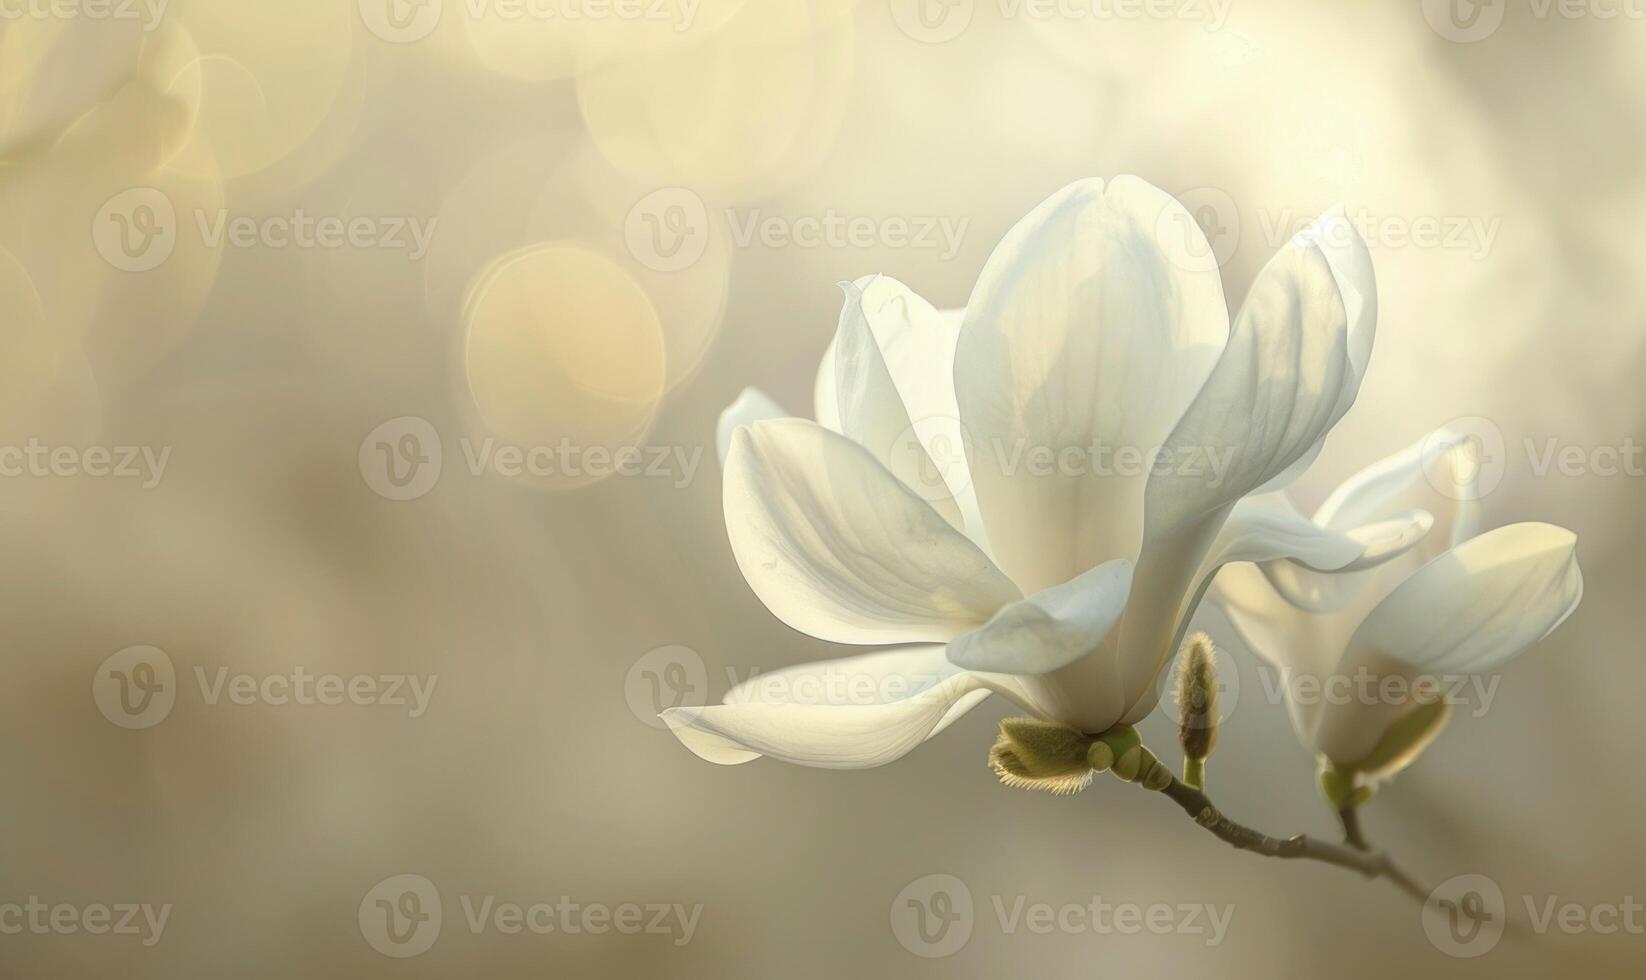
1175, 633, 1220, 760
988, 718, 1100, 795
1175, 633, 1220, 789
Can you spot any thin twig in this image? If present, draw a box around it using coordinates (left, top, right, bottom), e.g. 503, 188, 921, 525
1153, 775, 1432, 905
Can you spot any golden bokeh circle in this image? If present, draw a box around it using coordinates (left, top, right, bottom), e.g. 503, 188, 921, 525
462, 243, 667, 489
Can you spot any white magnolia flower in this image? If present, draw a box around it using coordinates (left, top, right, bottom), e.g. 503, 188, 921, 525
666, 176, 1431, 773
1210, 431, 1583, 788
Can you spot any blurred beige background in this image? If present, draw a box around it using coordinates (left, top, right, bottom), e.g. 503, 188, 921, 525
0, 0, 1642, 976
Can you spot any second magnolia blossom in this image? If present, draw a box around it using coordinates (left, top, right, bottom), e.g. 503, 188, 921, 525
1211, 431, 1583, 793
666, 176, 1437, 771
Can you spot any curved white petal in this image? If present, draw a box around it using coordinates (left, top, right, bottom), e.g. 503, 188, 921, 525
725, 645, 957, 706
724, 418, 1021, 646
1251, 207, 1378, 494
814, 334, 841, 431
1121, 496, 1427, 730
1213, 560, 1351, 745
1116, 211, 1362, 714
1175, 496, 1433, 735
832, 276, 966, 529
1317, 205, 1378, 393
948, 559, 1132, 675
1208, 493, 1430, 573
1315, 428, 1482, 543
1314, 523, 1584, 766
1265, 429, 1484, 612
953, 176, 1229, 595
662, 646, 1048, 768
1145, 211, 1358, 535
1205, 434, 1486, 744
716, 387, 788, 466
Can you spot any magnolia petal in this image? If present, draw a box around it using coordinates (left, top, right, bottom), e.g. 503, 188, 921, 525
954, 175, 1229, 595
832, 276, 965, 529
1265, 429, 1484, 613
1117, 212, 1361, 713
1350, 700, 1453, 783
1173, 495, 1431, 733
725, 644, 958, 706
1145, 211, 1357, 535
1315, 428, 1482, 544
662, 647, 1046, 768
948, 559, 1133, 675
716, 387, 788, 465
1214, 561, 1345, 745
1314, 523, 1584, 766
661, 690, 992, 768
724, 418, 1021, 646
814, 334, 841, 431
1207, 494, 1430, 573
1251, 207, 1378, 495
